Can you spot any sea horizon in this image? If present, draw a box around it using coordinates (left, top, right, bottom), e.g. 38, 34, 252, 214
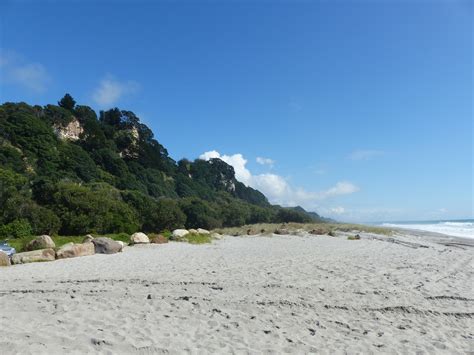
373, 218, 474, 239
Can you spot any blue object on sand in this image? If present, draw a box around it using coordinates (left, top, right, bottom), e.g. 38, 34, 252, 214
0, 241, 16, 256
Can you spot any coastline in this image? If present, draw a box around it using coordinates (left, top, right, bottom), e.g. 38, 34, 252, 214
390, 227, 474, 247
0, 228, 472, 353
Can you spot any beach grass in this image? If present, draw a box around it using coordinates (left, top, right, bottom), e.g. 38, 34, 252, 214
7, 233, 131, 253
175, 232, 213, 244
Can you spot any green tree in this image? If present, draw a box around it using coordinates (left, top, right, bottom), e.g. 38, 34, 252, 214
58, 93, 76, 111
179, 198, 221, 230
149, 199, 186, 231
52, 182, 139, 234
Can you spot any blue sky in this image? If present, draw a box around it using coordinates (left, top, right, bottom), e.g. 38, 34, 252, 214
1, 0, 472, 222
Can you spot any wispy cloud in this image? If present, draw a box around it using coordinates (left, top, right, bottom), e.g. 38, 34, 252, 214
289, 99, 303, 112
349, 149, 384, 161
319, 182, 359, 198
92, 75, 140, 107
199, 150, 359, 209
330, 206, 345, 215
319, 206, 405, 222
0, 50, 51, 93
256, 157, 275, 168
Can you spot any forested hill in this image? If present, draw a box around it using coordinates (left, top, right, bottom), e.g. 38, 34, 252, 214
0, 94, 324, 237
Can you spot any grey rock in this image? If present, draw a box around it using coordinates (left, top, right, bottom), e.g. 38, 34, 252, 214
91, 237, 123, 254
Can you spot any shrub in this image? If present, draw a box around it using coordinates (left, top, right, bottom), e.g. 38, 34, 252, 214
0, 219, 33, 239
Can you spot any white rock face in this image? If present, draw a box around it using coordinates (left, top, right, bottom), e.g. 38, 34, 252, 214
130, 232, 150, 244
119, 126, 140, 158
197, 228, 210, 235
172, 229, 189, 238
55, 118, 83, 141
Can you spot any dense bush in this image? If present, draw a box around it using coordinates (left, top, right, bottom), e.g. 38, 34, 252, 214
0, 95, 325, 237
0, 219, 32, 239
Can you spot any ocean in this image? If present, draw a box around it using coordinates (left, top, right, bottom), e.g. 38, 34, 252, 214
379, 219, 474, 239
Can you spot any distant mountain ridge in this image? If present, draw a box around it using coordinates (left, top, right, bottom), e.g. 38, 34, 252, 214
0, 94, 326, 237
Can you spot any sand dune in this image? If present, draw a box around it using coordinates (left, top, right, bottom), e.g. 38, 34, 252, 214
0, 232, 472, 354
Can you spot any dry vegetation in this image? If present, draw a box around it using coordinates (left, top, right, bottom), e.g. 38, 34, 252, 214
214, 222, 393, 237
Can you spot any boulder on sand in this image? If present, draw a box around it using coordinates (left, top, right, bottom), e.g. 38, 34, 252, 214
197, 228, 210, 235
12, 248, 56, 264
172, 229, 189, 238
150, 235, 168, 244
211, 232, 222, 240
130, 232, 150, 244
56, 242, 95, 259
274, 229, 290, 235
0, 251, 10, 267
25, 235, 55, 251
91, 237, 123, 254
309, 228, 327, 236
83, 234, 94, 243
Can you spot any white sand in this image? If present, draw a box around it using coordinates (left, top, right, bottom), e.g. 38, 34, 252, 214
0, 232, 473, 354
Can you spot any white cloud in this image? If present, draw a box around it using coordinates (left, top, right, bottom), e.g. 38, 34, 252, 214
0, 50, 51, 92
92, 75, 139, 107
199, 151, 252, 183
256, 157, 275, 167
199, 150, 359, 208
349, 149, 384, 161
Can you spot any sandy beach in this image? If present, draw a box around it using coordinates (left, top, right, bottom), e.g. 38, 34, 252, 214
0, 231, 472, 354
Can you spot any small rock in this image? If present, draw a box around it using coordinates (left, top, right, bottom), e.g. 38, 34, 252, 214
188, 229, 198, 234
147, 294, 152, 300
309, 228, 326, 235
130, 232, 149, 244
197, 228, 210, 235
25, 235, 55, 251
